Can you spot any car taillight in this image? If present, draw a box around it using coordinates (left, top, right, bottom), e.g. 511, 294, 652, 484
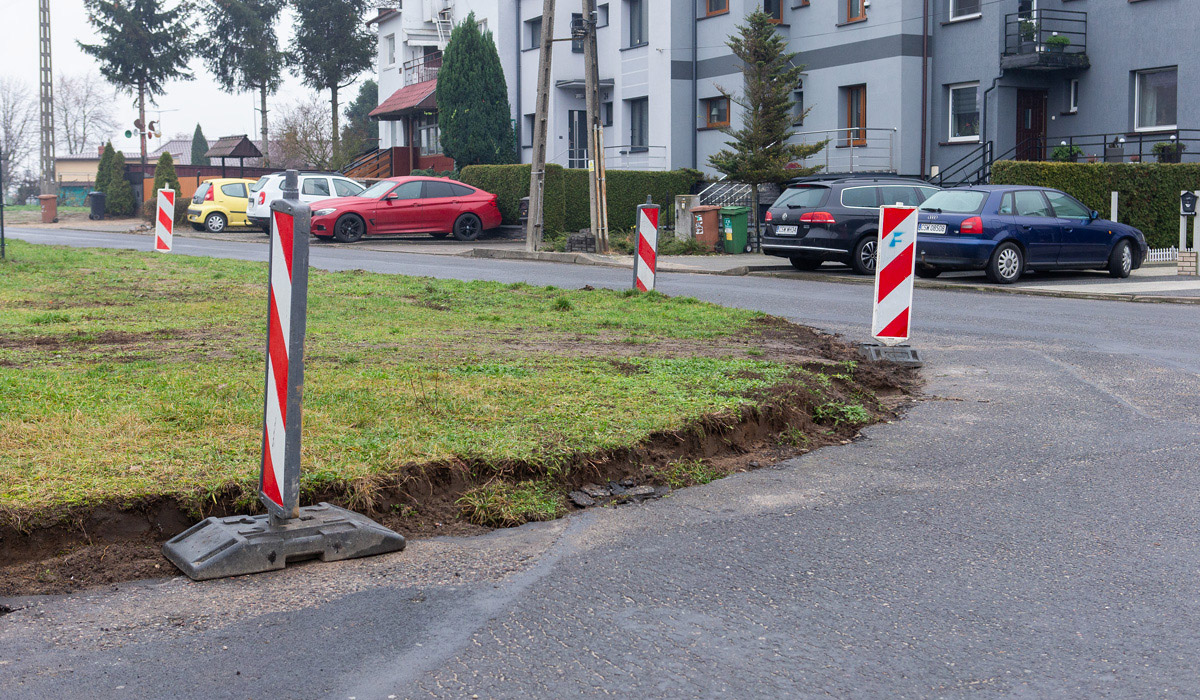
959, 216, 983, 234
764, 210, 773, 222
205, 187, 214, 202
799, 211, 836, 224
259, 191, 266, 205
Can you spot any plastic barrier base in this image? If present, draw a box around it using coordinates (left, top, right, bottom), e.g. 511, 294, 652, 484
857, 343, 924, 368
163, 502, 406, 581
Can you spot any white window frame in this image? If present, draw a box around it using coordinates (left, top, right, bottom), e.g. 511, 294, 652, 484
948, 0, 982, 22
417, 114, 441, 156
947, 81, 981, 143
1134, 67, 1178, 132
385, 34, 396, 66
1068, 79, 1079, 114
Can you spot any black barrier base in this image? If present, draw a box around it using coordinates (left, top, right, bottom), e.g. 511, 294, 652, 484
857, 343, 924, 368
162, 502, 405, 581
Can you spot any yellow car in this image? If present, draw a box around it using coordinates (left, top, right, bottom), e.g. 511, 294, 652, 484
187, 178, 257, 233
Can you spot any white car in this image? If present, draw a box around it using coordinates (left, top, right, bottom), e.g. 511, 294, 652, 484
246, 172, 366, 231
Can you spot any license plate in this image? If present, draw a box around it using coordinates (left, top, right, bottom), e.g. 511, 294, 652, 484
918, 223, 947, 234
775, 225, 798, 236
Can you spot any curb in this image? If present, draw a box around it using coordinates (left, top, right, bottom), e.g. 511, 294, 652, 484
463, 247, 792, 277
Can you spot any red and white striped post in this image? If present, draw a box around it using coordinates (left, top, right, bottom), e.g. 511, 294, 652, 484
260, 172, 311, 521
633, 198, 659, 291
871, 205, 918, 346
154, 189, 174, 252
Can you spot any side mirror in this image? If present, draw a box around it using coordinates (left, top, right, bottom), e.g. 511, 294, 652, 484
1089, 210, 1100, 220
384, 193, 399, 201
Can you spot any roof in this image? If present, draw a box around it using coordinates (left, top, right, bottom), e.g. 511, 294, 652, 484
56, 154, 102, 161
149, 138, 216, 166
366, 7, 399, 26
370, 80, 438, 120
205, 135, 263, 160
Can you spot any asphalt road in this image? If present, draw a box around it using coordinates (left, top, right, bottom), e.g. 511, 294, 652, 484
3, 228, 1200, 699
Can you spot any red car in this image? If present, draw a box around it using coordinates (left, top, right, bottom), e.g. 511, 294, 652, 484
309, 176, 503, 242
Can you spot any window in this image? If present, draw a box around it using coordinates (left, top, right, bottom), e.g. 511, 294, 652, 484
572, 13, 584, 52
845, 0, 865, 23
385, 34, 396, 65
949, 0, 981, 20
915, 187, 940, 202
629, 97, 648, 149
526, 17, 542, 50
844, 84, 866, 146
334, 179, 363, 197
597, 4, 609, 27
774, 186, 828, 209
879, 186, 921, 207
603, 101, 613, 127
1068, 79, 1079, 114
920, 190, 988, 214
1045, 191, 1091, 219
523, 113, 535, 148
301, 178, 330, 197
948, 82, 980, 142
423, 181, 456, 199
450, 183, 475, 196
416, 114, 441, 155
765, 0, 782, 23
1014, 190, 1052, 217
388, 181, 423, 200
220, 183, 247, 198
703, 97, 729, 128
706, 0, 728, 16
998, 192, 1015, 215
627, 0, 647, 47
841, 187, 878, 208
1135, 67, 1177, 131
793, 85, 805, 126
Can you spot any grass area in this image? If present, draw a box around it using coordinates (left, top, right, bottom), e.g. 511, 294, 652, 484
0, 240, 836, 526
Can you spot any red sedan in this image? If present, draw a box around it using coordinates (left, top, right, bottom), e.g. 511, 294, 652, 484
309, 176, 503, 242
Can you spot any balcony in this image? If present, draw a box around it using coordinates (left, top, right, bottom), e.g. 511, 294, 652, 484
403, 51, 442, 86
1001, 10, 1089, 72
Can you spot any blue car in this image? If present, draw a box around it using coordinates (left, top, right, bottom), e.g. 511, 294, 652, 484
914, 186, 1149, 284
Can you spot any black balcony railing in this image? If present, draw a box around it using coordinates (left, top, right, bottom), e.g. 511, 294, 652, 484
1002, 9, 1088, 70
403, 51, 442, 85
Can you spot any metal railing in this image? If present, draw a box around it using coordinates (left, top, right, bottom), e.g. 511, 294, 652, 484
602, 145, 668, 171
698, 179, 753, 207
1003, 9, 1087, 58
792, 127, 897, 174
931, 141, 994, 187
1023, 130, 1200, 164
403, 51, 442, 85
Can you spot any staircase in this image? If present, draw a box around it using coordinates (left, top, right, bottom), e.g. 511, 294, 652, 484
343, 148, 393, 179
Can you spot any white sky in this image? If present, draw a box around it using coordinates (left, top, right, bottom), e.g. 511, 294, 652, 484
2, 0, 372, 157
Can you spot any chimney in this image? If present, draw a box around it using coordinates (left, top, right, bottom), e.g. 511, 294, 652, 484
98, 145, 105, 157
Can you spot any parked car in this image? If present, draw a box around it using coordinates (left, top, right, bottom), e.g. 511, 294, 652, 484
308, 176, 503, 243
246, 172, 365, 231
914, 186, 1149, 283
761, 177, 941, 274
187, 178, 258, 233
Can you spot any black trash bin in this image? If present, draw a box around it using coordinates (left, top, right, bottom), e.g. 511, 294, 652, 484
87, 191, 106, 220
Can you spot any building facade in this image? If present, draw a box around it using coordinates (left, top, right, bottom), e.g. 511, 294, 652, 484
369, 0, 1196, 180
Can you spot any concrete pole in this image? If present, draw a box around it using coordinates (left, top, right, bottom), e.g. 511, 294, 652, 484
525, 0, 556, 253
1110, 191, 1118, 222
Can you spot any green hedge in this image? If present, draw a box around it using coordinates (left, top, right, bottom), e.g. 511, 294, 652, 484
461, 164, 703, 237
991, 161, 1200, 248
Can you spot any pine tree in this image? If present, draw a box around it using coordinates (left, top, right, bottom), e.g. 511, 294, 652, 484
436, 13, 516, 167
341, 80, 378, 159
152, 152, 187, 222
191, 124, 210, 166
95, 141, 116, 194
198, 0, 285, 166
105, 151, 137, 217
708, 11, 827, 227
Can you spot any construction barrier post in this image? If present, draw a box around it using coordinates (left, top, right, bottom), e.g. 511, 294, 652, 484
154, 189, 174, 252
633, 197, 659, 291
162, 170, 406, 580
858, 205, 923, 367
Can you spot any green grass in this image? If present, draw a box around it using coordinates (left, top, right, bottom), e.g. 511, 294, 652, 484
654, 459, 727, 489
0, 240, 816, 523
458, 479, 566, 527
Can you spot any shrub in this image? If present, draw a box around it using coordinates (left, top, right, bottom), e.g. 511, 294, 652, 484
1049, 144, 1083, 162
991, 160, 1200, 248
562, 168, 704, 232
459, 163, 565, 233
1152, 141, 1186, 164
151, 153, 189, 223
104, 151, 137, 217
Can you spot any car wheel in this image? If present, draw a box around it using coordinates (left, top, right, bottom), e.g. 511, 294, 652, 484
789, 256, 822, 271
191, 223, 204, 231
986, 242, 1024, 284
452, 213, 483, 242
333, 214, 365, 243
915, 267, 942, 279
850, 235, 878, 276
1108, 239, 1133, 279
430, 232, 449, 239
204, 213, 227, 233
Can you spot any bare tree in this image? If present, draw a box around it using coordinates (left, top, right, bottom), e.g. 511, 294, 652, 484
0, 77, 38, 197
272, 96, 334, 170
54, 72, 118, 156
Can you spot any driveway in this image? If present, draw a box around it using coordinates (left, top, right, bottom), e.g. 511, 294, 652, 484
2, 228, 1199, 698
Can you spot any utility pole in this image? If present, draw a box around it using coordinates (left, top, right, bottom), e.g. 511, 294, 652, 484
581, 0, 609, 253
526, 0, 556, 253
38, 0, 56, 195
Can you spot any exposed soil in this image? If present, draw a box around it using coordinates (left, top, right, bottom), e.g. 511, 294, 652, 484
0, 323, 919, 598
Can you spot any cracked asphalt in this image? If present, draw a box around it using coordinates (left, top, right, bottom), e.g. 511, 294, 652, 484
2, 228, 1199, 698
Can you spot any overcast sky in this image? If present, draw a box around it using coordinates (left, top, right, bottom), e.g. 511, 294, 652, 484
3, 0, 373, 156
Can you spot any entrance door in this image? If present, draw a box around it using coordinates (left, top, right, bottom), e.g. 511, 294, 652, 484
1015, 89, 1047, 160
568, 110, 588, 169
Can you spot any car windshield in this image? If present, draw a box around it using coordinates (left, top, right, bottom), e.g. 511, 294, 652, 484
360, 180, 400, 199
774, 186, 827, 208
920, 190, 989, 214
249, 176, 269, 193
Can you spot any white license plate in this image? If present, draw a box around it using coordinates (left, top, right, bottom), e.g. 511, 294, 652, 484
918, 223, 947, 234
775, 225, 798, 236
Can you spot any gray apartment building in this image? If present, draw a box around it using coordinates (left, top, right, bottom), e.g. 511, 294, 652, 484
369, 0, 1196, 180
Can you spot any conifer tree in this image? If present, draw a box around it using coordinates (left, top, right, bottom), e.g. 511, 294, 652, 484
94, 141, 116, 194
152, 152, 186, 221
436, 13, 516, 167
105, 151, 137, 216
191, 124, 210, 166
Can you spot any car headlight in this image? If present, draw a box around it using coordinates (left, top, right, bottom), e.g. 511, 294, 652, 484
313, 208, 337, 216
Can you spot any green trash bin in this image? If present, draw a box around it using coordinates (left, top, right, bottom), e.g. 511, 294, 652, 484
719, 206, 751, 254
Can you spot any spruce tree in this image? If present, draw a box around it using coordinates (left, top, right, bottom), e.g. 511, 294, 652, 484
341, 80, 378, 158
708, 11, 826, 228
436, 13, 516, 167
191, 124, 210, 166
105, 151, 138, 217
95, 142, 116, 194
152, 152, 186, 222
